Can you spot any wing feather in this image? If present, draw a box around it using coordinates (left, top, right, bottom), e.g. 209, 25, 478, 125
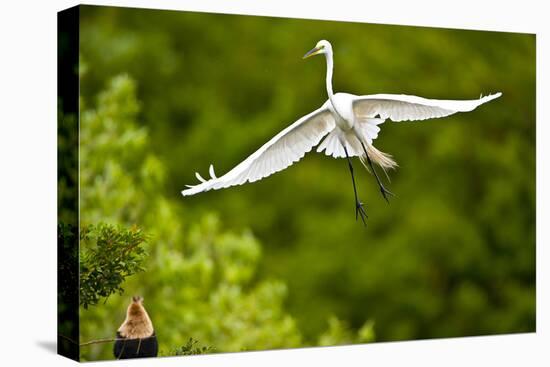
182, 104, 335, 196
353, 92, 501, 122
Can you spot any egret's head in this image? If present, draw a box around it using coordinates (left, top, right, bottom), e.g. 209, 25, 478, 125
303, 40, 332, 59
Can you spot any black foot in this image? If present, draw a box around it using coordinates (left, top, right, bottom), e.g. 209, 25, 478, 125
379, 185, 395, 204
355, 201, 368, 225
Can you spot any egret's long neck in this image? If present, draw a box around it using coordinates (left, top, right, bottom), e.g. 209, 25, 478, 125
325, 50, 335, 100
325, 49, 342, 119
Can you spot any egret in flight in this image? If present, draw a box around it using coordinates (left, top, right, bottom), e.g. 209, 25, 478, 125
182, 40, 501, 224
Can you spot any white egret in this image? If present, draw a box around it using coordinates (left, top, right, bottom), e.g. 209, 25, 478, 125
182, 40, 501, 224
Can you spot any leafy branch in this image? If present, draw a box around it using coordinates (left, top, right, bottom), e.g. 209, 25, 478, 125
170, 338, 215, 356
80, 223, 148, 308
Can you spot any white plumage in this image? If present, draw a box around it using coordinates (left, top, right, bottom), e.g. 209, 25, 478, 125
182, 106, 335, 196
353, 93, 501, 122
181, 40, 501, 204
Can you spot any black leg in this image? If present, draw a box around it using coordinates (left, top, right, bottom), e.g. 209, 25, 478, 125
359, 141, 394, 203
344, 146, 367, 225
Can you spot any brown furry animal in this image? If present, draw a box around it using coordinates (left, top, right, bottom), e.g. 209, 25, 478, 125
114, 296, 158, 359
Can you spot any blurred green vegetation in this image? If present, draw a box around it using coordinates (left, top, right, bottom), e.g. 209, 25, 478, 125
79, 76, 307, 360
77, 5, 535, 361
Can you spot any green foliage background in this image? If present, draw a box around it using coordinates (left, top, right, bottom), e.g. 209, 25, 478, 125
77, 5, 535, 361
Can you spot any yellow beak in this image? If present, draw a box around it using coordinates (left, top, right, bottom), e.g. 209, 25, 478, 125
303, 46, 322, 59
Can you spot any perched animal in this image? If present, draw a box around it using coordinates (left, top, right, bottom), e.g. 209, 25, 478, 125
182, 40, 501, 224
114, 296, 158, 359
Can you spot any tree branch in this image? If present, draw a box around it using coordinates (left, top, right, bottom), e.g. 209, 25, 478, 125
80, 337, 116, 346
79, 335, 156, 347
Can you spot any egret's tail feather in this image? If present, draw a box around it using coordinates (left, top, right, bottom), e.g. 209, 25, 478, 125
359, 144, 397, 178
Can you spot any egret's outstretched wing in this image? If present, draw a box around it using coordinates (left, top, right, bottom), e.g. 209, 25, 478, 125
182, 104, 335, 196
353, 92, 501, 122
